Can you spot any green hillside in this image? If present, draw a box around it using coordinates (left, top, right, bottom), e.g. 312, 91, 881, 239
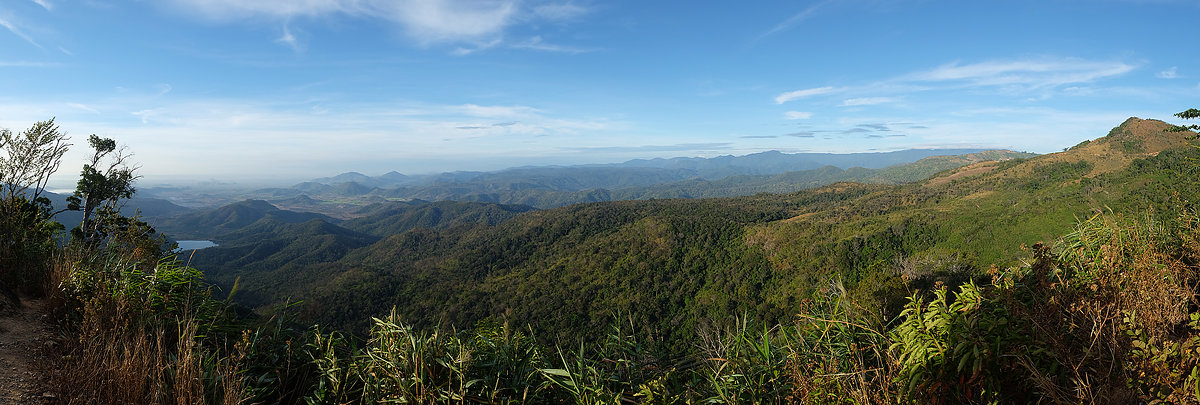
178, 118, 1198, 356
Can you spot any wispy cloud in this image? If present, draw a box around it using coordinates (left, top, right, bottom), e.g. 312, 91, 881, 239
856, 123, 890, 131
0, 16, 42, 48
758, 0, 830, 40
1157, 66, 1178, 79
162, 0, 586, 50
155, 83, 173, 96
775, 86, 838, 104
785, 132, 815, 138
510, 36, 592, 53
784, 111, 812, 119
531, 3, 588, 20
840, 97, 894, 107
377, 0, 518, 45
276, 23, 303, 52
0, 60, 60, 67
741, 135, 778, 139
565, 142, 732, 154
30, 0, 53, 11
908, 59, 1135, 89
451, 104, 540, 118
68, 103, 99, 113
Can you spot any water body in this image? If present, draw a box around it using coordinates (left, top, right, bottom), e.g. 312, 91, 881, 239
176, 240, 218, 251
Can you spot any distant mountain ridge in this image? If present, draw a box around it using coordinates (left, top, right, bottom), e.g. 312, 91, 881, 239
309, 148, 994, 189
242, 148, 1024, 210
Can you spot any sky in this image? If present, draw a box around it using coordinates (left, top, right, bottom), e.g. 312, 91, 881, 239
1, 0, 1197, 186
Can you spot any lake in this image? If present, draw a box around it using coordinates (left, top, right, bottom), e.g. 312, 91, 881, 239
176, 240, 218, 251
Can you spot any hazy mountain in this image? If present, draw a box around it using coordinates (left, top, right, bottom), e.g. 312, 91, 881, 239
259, 148, 1014, 210
151, 199, 337, 241
38, 192, 193, 235
613, 148, 991, 177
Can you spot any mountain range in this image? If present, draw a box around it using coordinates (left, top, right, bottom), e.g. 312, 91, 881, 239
145, 117, 1199, 354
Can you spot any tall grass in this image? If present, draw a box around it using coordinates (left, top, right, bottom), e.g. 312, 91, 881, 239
47, 251, 249, 404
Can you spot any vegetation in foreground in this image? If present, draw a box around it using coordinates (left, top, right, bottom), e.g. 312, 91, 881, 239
0, 110, 1196, 403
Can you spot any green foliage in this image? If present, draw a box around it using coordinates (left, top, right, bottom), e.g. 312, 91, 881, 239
1172, 108, 1200, 136
67, 134, 139, 245
891, 281, 1025, 402
0, 118, 69, 294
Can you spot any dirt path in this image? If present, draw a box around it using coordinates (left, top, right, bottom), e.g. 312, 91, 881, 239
0, 297, 56, 404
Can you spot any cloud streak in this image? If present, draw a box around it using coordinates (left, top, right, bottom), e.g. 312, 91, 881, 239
759, 1, 830, 40
162, 0, 585, 50
784, 111, 812, 119
908, 59, 1135, 89
840, 97, 894, 107
0, 60, 60, 67
565, 142, 731, 153
775, 86, 837, 104
0, 16, 42, 48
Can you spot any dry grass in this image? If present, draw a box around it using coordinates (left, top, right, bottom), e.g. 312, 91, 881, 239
45, 253, 249, 405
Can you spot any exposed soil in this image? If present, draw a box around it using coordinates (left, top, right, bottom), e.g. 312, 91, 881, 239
0, 296, 56, 404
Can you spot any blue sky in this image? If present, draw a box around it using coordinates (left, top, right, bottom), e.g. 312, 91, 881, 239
1, 0, 1197, 185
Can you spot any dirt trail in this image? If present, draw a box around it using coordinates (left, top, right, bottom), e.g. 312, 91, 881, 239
0, 297, 55, 404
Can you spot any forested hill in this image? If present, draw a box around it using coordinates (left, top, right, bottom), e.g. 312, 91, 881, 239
169, 117, 1196, 355
242, 149, 1030, 210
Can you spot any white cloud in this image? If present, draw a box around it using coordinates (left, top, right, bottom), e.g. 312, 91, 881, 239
531, 3, 588, 20
909, 59, 1135, 89
451, 104, 540, 118
1157, 66, 1178, 79
0, 94, 624, 183
130, 109, 163, 124
275, 24, 302, 52
784, 111, 812, 120
510, 36, 590, 53
774, 86, 837, 104
0, 16, 42, 48
759, 0, 830, 40
840, 97, 894, 107
451, 38, 502, 55
373, 0, 518, 44
161, 0, 581, 47
0, 60, 60, 67
30, 0, 53, 11
68, 103, 99, 113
